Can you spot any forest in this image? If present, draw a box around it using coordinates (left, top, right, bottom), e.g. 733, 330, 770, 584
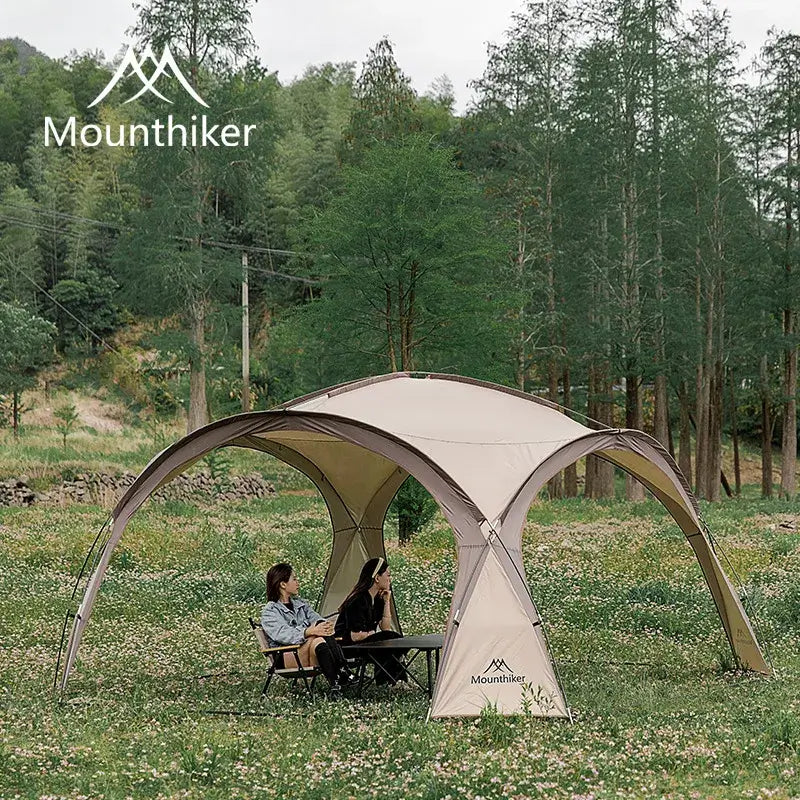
0, 0, 798, 504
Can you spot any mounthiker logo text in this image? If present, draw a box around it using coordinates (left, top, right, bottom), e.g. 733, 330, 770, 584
44, 115, 256, 148
470, 658, 526, 685
470, 673, 525, 685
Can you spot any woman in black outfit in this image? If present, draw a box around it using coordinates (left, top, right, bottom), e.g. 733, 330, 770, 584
335, 557, 407, 685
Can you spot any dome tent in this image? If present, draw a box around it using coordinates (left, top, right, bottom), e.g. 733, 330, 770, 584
58, 373, 769, 718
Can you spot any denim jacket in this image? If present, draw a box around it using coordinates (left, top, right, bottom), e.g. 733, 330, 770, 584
261, 597, 325, 648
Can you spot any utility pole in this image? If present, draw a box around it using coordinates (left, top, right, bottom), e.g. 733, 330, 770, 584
242, 251, 250, 412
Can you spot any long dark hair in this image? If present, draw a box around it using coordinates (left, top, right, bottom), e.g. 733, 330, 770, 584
339, 557, 389, 610
266, 562, 293, 602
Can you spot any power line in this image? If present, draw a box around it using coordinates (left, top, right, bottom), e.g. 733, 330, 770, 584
1, 202, 315, 260
0, 213, 322, 285
13, 267, 124, 357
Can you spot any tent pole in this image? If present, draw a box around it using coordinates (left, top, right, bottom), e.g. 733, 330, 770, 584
53, 609, 74, 696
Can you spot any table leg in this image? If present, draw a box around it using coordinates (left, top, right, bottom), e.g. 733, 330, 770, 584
426, 650, 433, 699
357, 658, 366, 697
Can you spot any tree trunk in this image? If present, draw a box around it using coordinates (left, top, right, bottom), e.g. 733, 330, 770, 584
761, 352, 774, 498
707, 358, 723, 502
625, 373, 645, 501
666, 396, 675, 459
547, 364, 563, 499
678, 380, 692, 486
398, 512, 413, 545
696, 279, 714, 499
585, 364, 598, 498
187, 299, 209, 433
780, 340, 797, 499
728, 369, 741, 496
563, 362, 578, 497
385, 288, 397, 372
779, 91, 797, 499
545, 155, 562, 501
649, 0, 669, 451
514, 209, 529, 392
597, 362, 616, 497
622, 169, 642, 501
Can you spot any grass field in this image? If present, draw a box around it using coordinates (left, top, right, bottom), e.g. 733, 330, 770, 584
2, 438, 800, 798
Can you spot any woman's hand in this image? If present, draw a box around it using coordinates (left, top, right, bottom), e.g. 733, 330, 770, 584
306, 620, 334, 638
379, 587, 392, 602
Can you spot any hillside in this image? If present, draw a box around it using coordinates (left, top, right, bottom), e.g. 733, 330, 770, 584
0, 37, 49, 72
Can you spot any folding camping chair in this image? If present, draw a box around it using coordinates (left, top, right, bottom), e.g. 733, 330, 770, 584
248, 617, 320, 698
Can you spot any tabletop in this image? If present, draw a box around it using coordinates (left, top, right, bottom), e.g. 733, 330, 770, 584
344, 633, 444, 650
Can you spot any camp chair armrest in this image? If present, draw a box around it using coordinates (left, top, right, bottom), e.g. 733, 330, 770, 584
263, 643, 305, 654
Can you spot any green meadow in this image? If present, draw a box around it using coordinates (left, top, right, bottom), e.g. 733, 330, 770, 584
1, 435, 799, 799
0, 418, 800, 800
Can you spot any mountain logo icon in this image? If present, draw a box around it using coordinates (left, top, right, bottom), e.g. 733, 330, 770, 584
483, 658, 514, 674
88, 45, 209, 108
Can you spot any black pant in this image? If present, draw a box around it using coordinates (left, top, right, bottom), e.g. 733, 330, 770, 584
361, 630, 407, 685
315, 636, 348, 684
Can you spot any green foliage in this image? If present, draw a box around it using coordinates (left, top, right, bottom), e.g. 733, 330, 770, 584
0, 302, 56, 431
271, 137, 508, 388
343, 37, 418, 158
50, 268, 120, 351
131, 0, 257, 72
0, 184, 42, 306
53, 402, 79, 450
203, 447, 232, 489
392, 477, 438, 545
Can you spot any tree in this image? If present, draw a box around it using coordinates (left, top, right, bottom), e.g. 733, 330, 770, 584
278, 137, 505, 386
54, 402, 79, 450
123, 0, 272, 432
343, 37, 418, 158
760, 31, 800, 500
50, 268, 119, 352
0, 302, 56, 436
679, 1, 746, 500
466, 0, 580, 497
0, 184, 42, 306
391, 477, 437, 545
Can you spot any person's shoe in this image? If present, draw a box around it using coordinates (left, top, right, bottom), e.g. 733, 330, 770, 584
337, 669, 359, 688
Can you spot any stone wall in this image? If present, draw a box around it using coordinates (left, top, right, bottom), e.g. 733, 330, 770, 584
0, 472, 275, 507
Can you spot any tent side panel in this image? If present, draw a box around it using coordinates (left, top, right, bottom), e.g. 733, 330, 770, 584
431, 549, 568, 719
499, 431, 770, 675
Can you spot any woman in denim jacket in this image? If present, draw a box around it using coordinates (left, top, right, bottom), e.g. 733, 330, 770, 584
261, 562, 356, 692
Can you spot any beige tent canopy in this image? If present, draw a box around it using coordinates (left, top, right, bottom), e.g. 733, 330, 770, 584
58, 372, 769, 718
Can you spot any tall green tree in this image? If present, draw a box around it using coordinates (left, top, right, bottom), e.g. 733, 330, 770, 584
276, 137, 504, 385
467, 0, 580, 496
760, 30, 800, 499
0, 183, 42, 306
679, 1, 745, 500
0, 302, 56, 436
123, 0, 270, 432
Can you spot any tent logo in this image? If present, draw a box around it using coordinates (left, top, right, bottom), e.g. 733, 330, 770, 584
89, 45, 209, 108
484, 659, 514, 674
471, 659, 525, 685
